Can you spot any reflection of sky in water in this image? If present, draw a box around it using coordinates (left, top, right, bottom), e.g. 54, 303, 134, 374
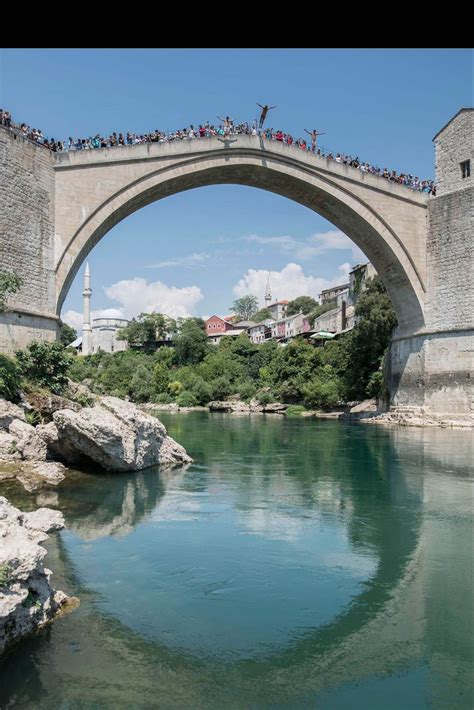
3, 415, 473, 709
63, 465, 377, 659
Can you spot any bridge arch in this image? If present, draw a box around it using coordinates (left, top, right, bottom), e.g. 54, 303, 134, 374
53, 140, 428, 335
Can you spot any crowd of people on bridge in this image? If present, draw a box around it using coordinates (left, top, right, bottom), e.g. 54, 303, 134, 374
0, 107, 436, 195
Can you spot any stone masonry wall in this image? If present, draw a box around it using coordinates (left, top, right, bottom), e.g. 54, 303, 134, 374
434, 110, 473, 197
425, 187, 474, 331
0, 128, 56, 315
0, 128, 58, 353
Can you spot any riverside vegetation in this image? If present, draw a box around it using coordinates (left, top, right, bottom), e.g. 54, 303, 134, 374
67, 277, 397, 409
0, 278, 396, 412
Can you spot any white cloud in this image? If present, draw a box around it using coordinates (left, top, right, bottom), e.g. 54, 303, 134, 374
233, 262, 351, 304
245, 230, 366, 262
62, 309, 84, 332
146, 252, 210, 269
62, 278, 204, 332
104, 278, 203, 320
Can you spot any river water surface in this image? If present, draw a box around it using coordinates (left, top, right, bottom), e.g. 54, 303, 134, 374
0, 413, 472, 709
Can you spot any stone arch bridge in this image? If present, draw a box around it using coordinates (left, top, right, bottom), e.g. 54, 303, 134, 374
1, 110, 472, 418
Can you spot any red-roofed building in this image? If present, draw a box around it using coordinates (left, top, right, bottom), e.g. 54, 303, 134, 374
206, 315, 236, 339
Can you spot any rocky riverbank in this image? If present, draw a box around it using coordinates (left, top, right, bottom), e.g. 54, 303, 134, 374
0, 385, 193, 652
0, 496, 77, 654
0, 387, 192, 491
141, 400, 289, 415
142, 398, 473, 428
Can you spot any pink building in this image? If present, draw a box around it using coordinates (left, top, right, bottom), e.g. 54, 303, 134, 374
206, 315, 235, 338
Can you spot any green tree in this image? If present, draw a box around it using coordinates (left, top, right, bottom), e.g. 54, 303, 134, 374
252, 308, 272, 322
60, 322, 77, 347
302, 365, 342, 408
267, 339, 322, 402
0, 271, 23, 312
129, 364, 153, 403
230, 295, 259, 321
117, 313, 177, 346
16, 342, 73, 394
343, 277, 397, 399
286, 295, 318, 316
152, 362, 170, 396
174, 318, 209, 366
0, 354, 21, 401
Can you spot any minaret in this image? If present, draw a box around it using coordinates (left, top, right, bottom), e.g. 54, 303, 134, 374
82, 262, 92, 355
265, 272, 272, 306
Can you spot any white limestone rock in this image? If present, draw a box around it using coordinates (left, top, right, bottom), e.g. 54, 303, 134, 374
0, 497, 71, 655
0, 399, 26, 429
0, 430, 22, 460
46, 396, 192, 472
8, 419, 48, 461
349, 399, 378, 414
15, 461, 67, 492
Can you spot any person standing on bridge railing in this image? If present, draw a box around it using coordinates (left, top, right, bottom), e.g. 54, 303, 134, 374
217, 116, 235, 136
304, 128, 326, 152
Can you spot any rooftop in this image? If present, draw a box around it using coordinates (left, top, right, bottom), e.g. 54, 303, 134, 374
320, 283, 349, 294
432, 108, 474, 141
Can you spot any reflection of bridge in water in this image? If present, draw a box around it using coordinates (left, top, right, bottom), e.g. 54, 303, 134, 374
0, 424, 472, 708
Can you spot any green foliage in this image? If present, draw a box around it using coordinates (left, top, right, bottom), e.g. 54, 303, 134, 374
168, 380, 183, 397
8, 440, 19, 455
230, 295, 259, 321
152, 362, 170, 396
25, 409, 41, 426
174, 318, 209, 366
152, 392, 173, 404
0, 271, 23, 312
256, 389, 276, 406
342, 277, 397, 399
209, 375, 233, 400
0, 564, 12, 587
177, 391, 199, 407
129, 364, 153, 403
252, 308, 272, 322
267, 339, 322, 402
62, 279, 395, 408
366, 370, 384, 399
286, 296, 318, 316
60, 323, 77, 347
15, 342, 73, 394
302, 367, 342, 408
236, 380, 257, 402
73, 392, 94, 408
0, 354, 21, 401
117, 313, 177, 347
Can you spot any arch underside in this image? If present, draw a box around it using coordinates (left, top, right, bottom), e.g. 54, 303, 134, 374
56, 159, 426, 334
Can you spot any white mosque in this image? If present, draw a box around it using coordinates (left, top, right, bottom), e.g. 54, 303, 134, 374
69, 263, 129, 355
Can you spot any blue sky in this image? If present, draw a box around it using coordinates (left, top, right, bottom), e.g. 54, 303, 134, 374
1, 48, 472, 329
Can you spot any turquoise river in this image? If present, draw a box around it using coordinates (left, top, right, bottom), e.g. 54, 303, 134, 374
0, 413, 472, 709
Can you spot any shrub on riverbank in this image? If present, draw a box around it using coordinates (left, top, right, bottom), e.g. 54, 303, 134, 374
0, 354, 21, 402
15, 342, 73, 395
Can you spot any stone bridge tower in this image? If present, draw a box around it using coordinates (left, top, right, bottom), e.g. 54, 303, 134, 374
385, 109, 473, 419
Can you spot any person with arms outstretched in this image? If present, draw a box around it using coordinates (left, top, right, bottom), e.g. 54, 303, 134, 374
304, 128, 326, 151
257, 103, 276, 128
